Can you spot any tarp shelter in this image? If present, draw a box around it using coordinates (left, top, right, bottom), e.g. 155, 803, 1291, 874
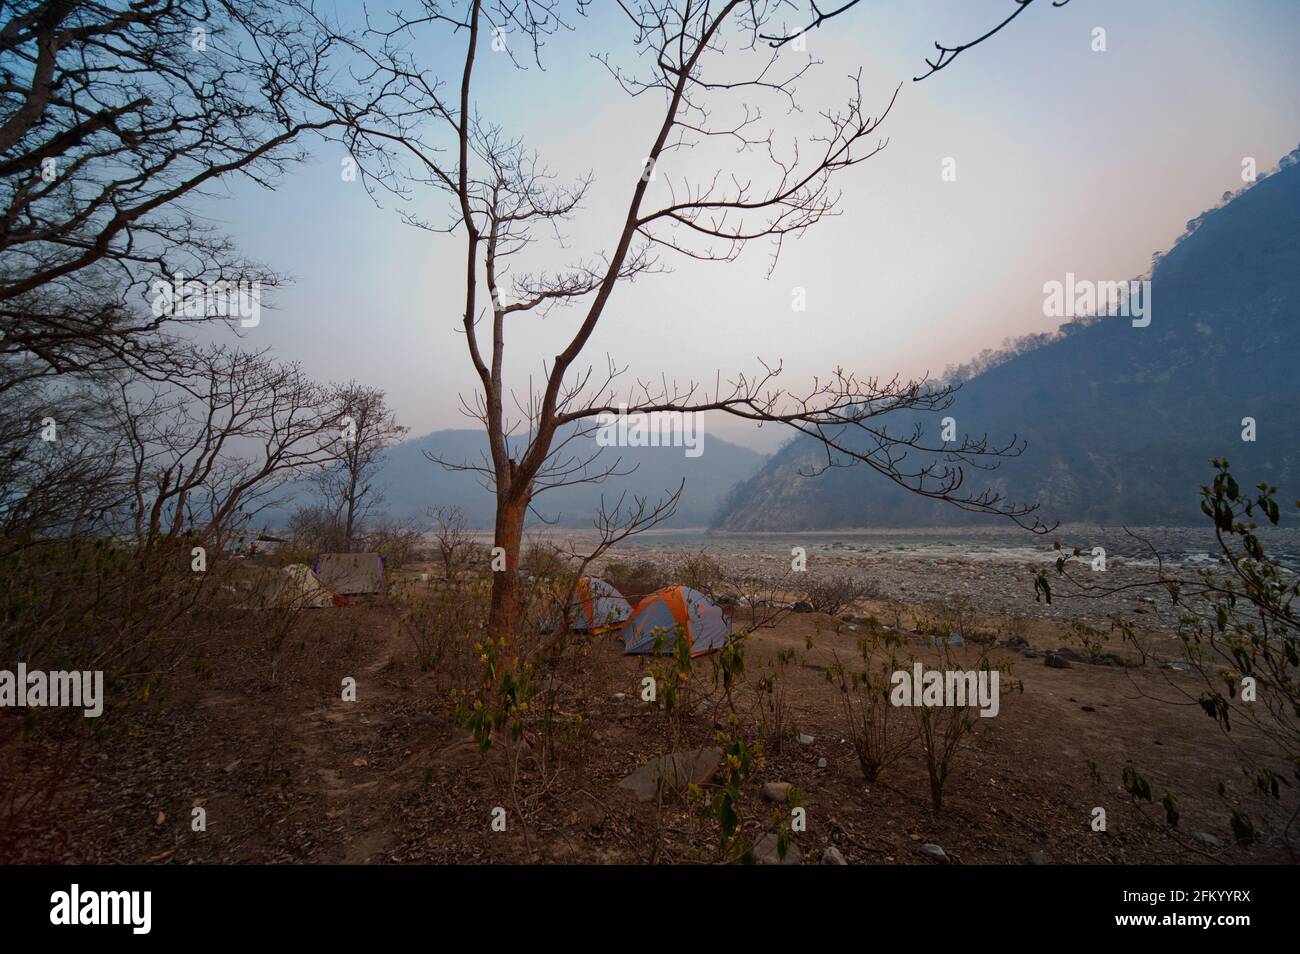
269, 564, 336, 608
566, 577, 632, 634
314, 552, 385, 595
621, 586, 733, 656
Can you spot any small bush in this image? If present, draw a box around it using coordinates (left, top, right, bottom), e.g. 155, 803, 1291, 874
676, 550, 725, 594
399, 578, 488, 679
359, 514, 426, 567
829, 622, 911, 782
521, 541, 571, 580
601, 558, 667, 599
1066, 618, 1109, 662
802, 574, 870, 616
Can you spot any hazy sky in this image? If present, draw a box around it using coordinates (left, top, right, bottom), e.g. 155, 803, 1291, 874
203, 0, 1300, 452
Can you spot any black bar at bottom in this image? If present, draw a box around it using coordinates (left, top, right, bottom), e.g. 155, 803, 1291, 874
0, 863, 1274, 940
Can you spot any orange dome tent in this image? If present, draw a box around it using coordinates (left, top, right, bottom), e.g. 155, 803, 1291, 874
621, 586, 733, 656
565, 576, 632, 634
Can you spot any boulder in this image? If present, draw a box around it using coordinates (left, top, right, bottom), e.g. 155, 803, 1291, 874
618, 747, 723, 803
820, 846, 848, 865
917, 843, 948, 863
752, 833, 803, 865
1192, 831, 1222, 848
1045, 653, 1072, 669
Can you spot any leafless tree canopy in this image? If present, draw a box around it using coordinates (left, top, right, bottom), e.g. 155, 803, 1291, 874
310, 383, 408, 550
0, 2, 393, 553
428, 504, 476, 579
108, 346, 345, 548
760, 0, 1073, 81
0, 0, 384, 384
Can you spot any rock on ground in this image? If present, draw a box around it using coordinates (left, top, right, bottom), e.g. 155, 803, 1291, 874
752, 833, 803, 865
618, 747, 723, 803
762, 781, 792, 802
917, 843, 947, 862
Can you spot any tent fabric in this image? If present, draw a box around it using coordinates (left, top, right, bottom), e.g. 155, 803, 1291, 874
567, 577, 632, 633
282, 564, 335, 608
259, 563, 335, 608
621, 585, 733, 656
314, 552, 385, 595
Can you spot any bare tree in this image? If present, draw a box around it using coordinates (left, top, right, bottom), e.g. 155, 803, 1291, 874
286, 502, 346, 552
0, 364, 127, 547
0, 2, 390, 562
298, 1, 1052, 643
109, 346, 344, 550
0, 0, 394, 384
311, 382, 407, 550
428, 504, 476, 579
759, 0, 1073, 79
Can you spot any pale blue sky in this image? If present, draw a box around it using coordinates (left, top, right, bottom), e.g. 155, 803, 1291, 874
201, 0, 1300, 450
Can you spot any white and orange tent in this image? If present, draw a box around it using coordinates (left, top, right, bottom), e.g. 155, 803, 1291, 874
620, 585, 732, 656
563, 576, 633, 634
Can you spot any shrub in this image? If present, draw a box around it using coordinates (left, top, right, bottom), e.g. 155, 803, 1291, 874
829, 622, 911, 782
521, 540, 571, 580
752, 647, 797, 754
1066, 618, 1109, 662
802, 574, 870, 616
676, 550, 725, 594
358, 514, 425, 567
399, 577, 489, 680
601, 558, 667, 599
908, 641, 1015, 813
428, 505, 476, 579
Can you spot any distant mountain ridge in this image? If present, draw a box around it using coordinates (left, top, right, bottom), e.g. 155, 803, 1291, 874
273, 426, 766, 529
714, 146, 1300, 530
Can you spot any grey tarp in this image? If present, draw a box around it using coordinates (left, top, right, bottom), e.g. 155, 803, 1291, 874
314, 552, 385, 595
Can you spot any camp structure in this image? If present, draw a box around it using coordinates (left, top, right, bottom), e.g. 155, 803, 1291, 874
314, 552, 386, 595
279, 563, 336, 607
621, 585, 733, 656
565, 577, 633, 634
239, 563, 336, 609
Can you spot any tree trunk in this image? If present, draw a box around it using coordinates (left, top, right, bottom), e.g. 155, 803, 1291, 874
343, 470, 358, 551
487, 492, 527, 645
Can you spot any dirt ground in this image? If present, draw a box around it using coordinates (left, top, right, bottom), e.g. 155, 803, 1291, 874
1, 573, 1295, 865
